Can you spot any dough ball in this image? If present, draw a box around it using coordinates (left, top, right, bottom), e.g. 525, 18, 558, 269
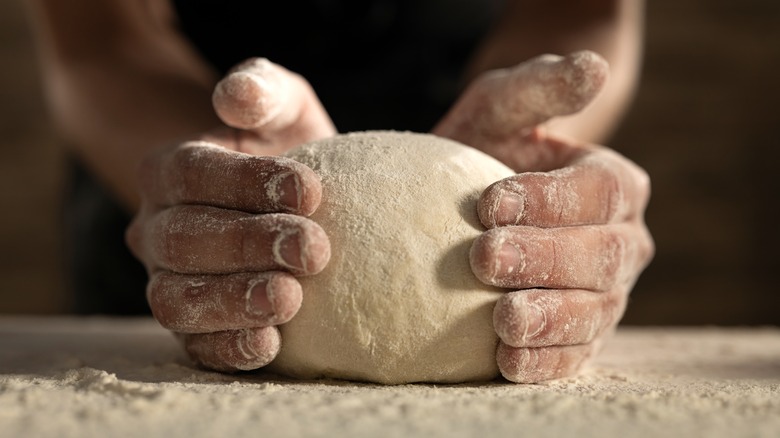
266, 131, 514, 384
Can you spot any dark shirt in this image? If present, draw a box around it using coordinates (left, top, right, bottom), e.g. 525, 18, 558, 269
67, 0, 502, 314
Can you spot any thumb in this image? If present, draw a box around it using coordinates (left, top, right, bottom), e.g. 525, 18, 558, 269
433, 51, 608, 147
212, 58, 336, 150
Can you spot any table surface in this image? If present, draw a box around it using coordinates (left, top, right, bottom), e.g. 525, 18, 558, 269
1, 317, 779, 438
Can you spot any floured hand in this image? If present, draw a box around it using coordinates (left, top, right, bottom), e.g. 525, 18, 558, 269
127, 59, 335, 372
433, 51, 654, 383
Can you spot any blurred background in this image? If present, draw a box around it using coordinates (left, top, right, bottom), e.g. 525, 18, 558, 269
1, 1, 778, 324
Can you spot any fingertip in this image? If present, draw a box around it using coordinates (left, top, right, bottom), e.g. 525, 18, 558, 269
561, 50, 609, 107
493, 292, 546, 348
264, 272, 303, 323
497, 342, 592, 383
231, 327, 282, 371
146, 272, 185, 331
477, 182, 502, 228
470, 228, 524, 288
469, 231, 503, 286
272, 218, 331, 276
469, 233, 494, 285
284, 160, 323, 216
184, 327, 282, 372
567, 50, 609, 77
478, 180, 526, 228
303, 221, 331, 274
124, 215, 144, 262
496, 342, 536, 383
521, 50, 609, 117
213, 69, 283, 130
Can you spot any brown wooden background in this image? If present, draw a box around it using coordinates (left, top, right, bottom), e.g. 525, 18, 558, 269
1, 1, 778, 324
614, 2, 780, 324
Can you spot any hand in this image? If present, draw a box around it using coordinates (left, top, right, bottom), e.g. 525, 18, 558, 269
127, 59, 335, 371
433, 51, 655, 383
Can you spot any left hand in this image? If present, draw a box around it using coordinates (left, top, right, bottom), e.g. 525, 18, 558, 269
127, 59, 335, 372
433, 51, 655, 383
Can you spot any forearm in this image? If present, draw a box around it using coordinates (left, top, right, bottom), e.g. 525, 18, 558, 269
43, 57, 218, 211
27, 0, 219, 211
466, 0, 645, 144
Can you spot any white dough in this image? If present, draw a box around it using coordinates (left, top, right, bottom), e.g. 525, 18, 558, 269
267, 131, 514, 384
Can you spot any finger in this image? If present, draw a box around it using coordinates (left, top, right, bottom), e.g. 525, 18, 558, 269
182, 327, 281, 372
433, 51, 608, 146
137, 141, 322, 215
470, 223, 652, 291
143, 206, 330, 275
496, 341, 598, 383
148, 271, 302, 333
212, 58, 336, 148
478, 147, 652, 228
493, 288, 626, 348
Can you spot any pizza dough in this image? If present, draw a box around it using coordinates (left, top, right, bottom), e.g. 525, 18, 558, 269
267, 131, 514, 384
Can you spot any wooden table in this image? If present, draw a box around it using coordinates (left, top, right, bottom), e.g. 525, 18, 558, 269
1, 317, 778, 438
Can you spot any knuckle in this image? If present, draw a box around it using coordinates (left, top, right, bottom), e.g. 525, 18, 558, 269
233, 217, 257, 270
136, 152, 159, 191
146, 273, 173, 328
155, 210, 184, 271
170, 143, 197, 172
171, 143, 226, 196
558, 298, 583, 340
638, 225, 656, 266
472, 69, 501, 94
182, 334, 224, 371
163, 146, 200, 204
600, 231, 627, 289
152, 206, 205, 273
633, 164, 652, 201
599, 166, 624, 223
125, 217, 144, 260
604, 290, 628, 327
620, 155, 652, 211
171, 143, 203, 186
630, 166, 652, 215
147, 272, 214, 330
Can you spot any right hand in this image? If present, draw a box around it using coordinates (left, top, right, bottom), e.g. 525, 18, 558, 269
126, 59, 335, 371
434, 52, 653, 382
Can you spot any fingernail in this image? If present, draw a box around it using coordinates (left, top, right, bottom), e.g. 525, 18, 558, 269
273, 229, 305, 272
246, 279, 275, 316
266, 171, 301, 212
277, 172, 301, 211
496, 242, 523, 278
494, 191, 524, 225
523, 303, 546, 341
